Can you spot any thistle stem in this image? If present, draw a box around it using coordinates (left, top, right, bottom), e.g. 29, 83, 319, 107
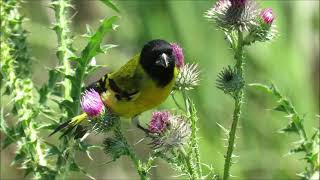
223, 30, 244, 180
113, 122, 148, 180
171, 93, 186, 112
179, 146, 198, 180
52, 0, 73, 102
189, 101, 202, 178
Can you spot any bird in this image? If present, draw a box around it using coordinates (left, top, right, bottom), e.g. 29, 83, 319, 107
50, 39, 181, 138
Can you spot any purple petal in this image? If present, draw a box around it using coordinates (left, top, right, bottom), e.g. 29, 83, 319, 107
80, 89, 104, 117
171, 43, 184, 69
149, 111, 171, 133
261, 8, 275, 24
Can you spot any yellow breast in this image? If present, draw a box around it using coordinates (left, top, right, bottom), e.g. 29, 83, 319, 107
102, 69, 177, 118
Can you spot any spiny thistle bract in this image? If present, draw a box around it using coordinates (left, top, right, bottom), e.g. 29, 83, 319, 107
174, 63, 200, 91
103, 137, 129, 161
205, 0, 259, 32
147, 111, 191, 152
216, 66, 244, 97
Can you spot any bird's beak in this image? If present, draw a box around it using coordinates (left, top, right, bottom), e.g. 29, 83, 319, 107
156, 53, 169, 68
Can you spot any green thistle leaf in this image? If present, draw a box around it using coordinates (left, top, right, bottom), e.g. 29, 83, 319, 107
80, 16, 119, 65
100, 0, 120, 13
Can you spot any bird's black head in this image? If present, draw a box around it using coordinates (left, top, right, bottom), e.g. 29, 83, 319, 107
140, 39, 176, 87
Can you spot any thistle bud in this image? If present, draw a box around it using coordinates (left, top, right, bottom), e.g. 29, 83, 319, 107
261, 8, 275, 25
174, 63, 200, 91
147, 111, 191, 152
216, 66, 244, 98
171, 43, 184, 69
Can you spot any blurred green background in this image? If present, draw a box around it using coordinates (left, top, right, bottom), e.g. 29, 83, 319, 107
1, 0, 319, 179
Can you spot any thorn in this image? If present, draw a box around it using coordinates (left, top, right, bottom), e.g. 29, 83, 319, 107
80, 132, 90, 142
216, 122, 229, 133
134, 138, 144, 146
86, 150, 93, 160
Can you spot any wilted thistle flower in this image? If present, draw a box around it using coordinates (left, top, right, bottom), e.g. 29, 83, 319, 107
171, 43, 184, 69
81, 89, 105, 117
205, 0, 259, 32
174, 63, 200, 91
148, 111, 191, 152
216, 66, 244, 97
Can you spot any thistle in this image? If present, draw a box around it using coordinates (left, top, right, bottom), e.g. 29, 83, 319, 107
147, 111, 191, 152
261, 8, 275, 25
205, 0, 259, 32
245, 8, 277, 44
216, 66, 244, 98
81, 89, 118, 133
174, 63, 200, 91
81, 89, 105, 117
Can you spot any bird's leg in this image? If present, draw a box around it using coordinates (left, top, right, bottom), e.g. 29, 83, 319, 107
132, 115, 149, 134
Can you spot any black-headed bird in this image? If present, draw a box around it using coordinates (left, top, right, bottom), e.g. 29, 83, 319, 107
51, 39, 182, 138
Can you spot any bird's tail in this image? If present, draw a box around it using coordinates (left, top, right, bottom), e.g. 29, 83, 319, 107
49, 113, 88, 139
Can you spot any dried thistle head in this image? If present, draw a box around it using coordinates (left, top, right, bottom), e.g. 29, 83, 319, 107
216, 66, 244, 97
205, 0, 259, 32
174, 63, 200, 91
147, 111, 191, 152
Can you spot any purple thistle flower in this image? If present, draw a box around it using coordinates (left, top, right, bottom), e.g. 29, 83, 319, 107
147, 112, 191, 151
230, 0, 247, 7
149, 111, 171, 133
261, 8, 275, 25
81, 89, 105, 117
171, 43, 184, 69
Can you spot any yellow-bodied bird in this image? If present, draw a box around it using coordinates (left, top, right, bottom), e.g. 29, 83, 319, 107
51, 39, 180, 138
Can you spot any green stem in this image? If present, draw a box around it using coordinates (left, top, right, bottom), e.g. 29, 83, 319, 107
52, 0, 73, 102
189, 101, 202, 178
182, 90, 190, 116
171, 93, 186, 112
179, 146, 198, 180
51, 0, 75, 178
223, 30, 244, 180
114, 122, 148, 180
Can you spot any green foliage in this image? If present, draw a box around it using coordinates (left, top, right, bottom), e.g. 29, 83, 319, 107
0, 1, 54, 179
249, 83, 320, 179
99, 0, 120, 13
1, 0, 318, 179
1, 0, 119, 179
71, 16, 118, 115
